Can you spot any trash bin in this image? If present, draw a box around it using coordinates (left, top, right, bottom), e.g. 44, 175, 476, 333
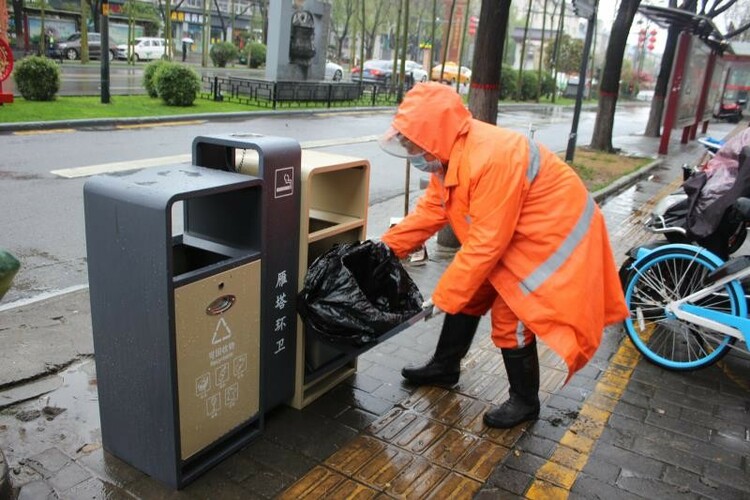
192, 133, 302, 412
292, 150, 371, 408
85, 165, 266, 488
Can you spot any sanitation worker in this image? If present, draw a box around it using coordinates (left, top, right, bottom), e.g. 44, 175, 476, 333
379, 82, 629, 429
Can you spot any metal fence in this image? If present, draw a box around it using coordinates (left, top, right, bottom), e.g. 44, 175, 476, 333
199, 76, 403, 109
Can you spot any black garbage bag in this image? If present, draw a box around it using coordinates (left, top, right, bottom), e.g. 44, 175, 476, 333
298, 240, 424, 347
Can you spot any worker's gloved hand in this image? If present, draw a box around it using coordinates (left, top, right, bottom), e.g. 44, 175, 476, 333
422, 298, 443, 320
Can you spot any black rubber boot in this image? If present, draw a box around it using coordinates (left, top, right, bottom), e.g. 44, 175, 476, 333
483, 341, 541, 428
401, 313, 481, 386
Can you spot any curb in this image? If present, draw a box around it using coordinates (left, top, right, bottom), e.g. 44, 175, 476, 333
0, 101, 614, 134
0, 447, 11, 500
0, 106, 396, 133
593, 158, 663, 203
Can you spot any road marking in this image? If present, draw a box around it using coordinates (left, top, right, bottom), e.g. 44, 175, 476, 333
14, 129, 76, 136
0, 284, 89, 313
525, 334, 642, 499
51, 154, 192, 178
301, 134, 379, 149
51, 135, 380, 178
115, 120, 206, 129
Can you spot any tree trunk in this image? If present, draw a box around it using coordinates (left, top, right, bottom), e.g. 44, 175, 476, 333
468, 0, 510, 123
589, 0, 640, 152
12, 0, 23, 48
644, 23, 679, 137
439, 0, 510, 248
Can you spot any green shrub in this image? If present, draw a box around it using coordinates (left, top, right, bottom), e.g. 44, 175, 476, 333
241, 42, 266, 68
540, 72, 556, 99
0, 248, 20, 301
155, 63, 201, 106
209, 41, 239, 68
520, 71, 538, 101
143, 60, 168, 98
499, 66, 518, 101
12, 56, 60, 101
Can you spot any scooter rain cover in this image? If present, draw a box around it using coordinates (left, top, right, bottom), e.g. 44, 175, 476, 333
685, 144, 750, 239
298, 240, 424, 346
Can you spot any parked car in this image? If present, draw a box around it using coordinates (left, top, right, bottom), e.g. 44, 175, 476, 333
325, 60, 344, 81
431, 62, 472, 84
403, 60, 429, 83
117, 37, 167, 61
353, 59, 426, 87
53, 32, 117, 61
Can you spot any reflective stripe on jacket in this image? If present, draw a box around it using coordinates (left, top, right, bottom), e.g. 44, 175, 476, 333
381, 83, 629, 377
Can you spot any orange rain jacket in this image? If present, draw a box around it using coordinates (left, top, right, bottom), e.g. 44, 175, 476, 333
381, 83, 629, 377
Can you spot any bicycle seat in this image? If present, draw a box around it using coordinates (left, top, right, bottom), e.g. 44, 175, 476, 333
706, 255, 750, 284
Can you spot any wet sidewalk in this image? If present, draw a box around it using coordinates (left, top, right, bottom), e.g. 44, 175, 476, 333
1, 123, 749, 499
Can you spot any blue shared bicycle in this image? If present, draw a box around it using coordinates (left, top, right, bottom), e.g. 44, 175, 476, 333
620, 198, 750, 371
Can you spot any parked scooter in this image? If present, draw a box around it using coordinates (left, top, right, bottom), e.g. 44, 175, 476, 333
714, 98, 747, 123
644, 132, 750, 258
621, 143, 750, 289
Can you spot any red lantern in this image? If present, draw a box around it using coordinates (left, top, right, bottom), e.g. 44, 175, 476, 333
468, 16, 479, 36
648, 43, 655, 51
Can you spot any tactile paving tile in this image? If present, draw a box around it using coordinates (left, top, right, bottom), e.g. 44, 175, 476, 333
282, 321, 568, 498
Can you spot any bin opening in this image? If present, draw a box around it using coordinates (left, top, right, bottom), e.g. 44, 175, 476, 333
173, 243, 231, 276
309, 217, 337, 233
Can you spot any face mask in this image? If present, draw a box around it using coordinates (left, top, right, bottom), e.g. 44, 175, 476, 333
411, 155, 443, 173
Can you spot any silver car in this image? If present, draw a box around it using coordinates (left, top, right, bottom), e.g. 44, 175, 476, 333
54, 33, 117, 61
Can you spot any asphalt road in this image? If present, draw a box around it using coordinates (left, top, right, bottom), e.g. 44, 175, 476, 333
0, 105, 652, 304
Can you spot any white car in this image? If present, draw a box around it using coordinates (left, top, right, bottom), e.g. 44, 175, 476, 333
117, 37, 167, 61
325, 60, 344, 81
404, 60, 429, 83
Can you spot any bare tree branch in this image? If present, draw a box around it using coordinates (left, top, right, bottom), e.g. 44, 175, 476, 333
726, 20, 750, 38
706, 0, 737, 18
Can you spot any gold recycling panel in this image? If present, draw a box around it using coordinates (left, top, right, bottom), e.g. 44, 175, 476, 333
174, 260, 261, 460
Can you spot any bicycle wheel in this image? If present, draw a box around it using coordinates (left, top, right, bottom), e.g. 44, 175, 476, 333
623, 247, 740, 370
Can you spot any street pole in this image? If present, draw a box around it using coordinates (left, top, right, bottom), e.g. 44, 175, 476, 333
455, 0, 470, 94
429, 0, 436, 75
398, 0, 409, 102
392, 0, 402, 95
517, 0, 532, 101
565, 2, 597, 163
100, 0, 110, 103
202, 0, 209, 67
551, 0, 565, 104
358, 0, 364, 84
165, 0, 172, 59
39, 0, 45, 56
439, 0, 456, 82
536, 0, 548, 102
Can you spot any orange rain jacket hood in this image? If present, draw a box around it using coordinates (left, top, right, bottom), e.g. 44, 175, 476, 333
382, 83, 629, 378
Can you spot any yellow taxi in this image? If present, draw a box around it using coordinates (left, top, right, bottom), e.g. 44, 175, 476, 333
430, 62, 472, 84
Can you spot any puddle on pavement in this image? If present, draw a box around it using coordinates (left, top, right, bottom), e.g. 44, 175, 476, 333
0, 359, 101, 464
600, 184, 639, 229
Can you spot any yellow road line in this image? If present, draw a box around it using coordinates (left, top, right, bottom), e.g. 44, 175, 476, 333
115, 119, 206, 129
526, 336, 642, 498
14, 128, 75, 135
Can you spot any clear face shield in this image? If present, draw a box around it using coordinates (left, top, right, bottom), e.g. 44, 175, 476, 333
378, 126, 426, 159
378, 126, 443, 173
